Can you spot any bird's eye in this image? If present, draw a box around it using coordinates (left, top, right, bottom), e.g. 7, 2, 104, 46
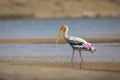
60, 26, 65, 31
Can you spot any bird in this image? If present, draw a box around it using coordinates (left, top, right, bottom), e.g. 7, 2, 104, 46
55, 25, 96, 69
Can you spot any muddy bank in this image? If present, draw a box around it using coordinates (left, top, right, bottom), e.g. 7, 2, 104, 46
0, 0, 120, 19
0, 37, 120, 44
0, 61, 120, 80
0, 61, 120, 71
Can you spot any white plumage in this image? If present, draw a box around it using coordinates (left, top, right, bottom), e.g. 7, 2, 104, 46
56, 25, 96, 69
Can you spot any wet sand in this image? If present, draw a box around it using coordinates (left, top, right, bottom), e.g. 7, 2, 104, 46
0, 61, 120, 80
0, 37, 120, 44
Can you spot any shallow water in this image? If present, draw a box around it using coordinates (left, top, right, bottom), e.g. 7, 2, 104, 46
0, 18, 120, 39
0, 18, 120, 62
0, 43, 120, 62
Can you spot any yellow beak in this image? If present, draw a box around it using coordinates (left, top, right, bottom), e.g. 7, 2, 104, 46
55, 31, 63, 44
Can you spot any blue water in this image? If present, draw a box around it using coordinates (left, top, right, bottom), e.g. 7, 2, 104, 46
0, 18, 120, 62
0, 43, 120, 62
0, 18, 120, 39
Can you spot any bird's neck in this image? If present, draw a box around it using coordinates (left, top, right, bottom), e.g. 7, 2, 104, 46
63, 27, 69, 39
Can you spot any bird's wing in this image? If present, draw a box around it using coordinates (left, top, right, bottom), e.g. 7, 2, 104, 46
66, 36, 87, 45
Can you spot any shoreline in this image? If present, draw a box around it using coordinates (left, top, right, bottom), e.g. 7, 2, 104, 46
0, 61, 120, 71
0, 61, 120, 80
0, 0, 120, 19
0, 37, 120, 44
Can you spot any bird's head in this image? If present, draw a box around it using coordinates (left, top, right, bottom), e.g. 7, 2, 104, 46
55, 25, 68, 44
60, 25, 66, 32
84, 43, 96, 53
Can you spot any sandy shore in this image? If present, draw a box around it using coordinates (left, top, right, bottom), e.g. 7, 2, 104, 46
0, 37, 120, 44
0, 61, 120, 80
0, 0, 120, 19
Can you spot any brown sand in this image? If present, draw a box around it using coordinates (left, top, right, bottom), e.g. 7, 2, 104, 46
0, 37, 120, 44
0, 0, 120, 19
0, 61, 120, 80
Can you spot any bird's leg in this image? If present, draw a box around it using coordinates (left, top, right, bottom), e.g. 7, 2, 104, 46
79, 51, 83, 69
71, 49, 75, 68
71, 49, 75, 62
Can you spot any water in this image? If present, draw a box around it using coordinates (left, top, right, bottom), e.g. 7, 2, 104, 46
0, 18, 120, 39
0, 43, 120, 62
0, 18, 120, 62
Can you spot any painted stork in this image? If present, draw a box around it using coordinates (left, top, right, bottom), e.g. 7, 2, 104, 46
55, 25, 96, 68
